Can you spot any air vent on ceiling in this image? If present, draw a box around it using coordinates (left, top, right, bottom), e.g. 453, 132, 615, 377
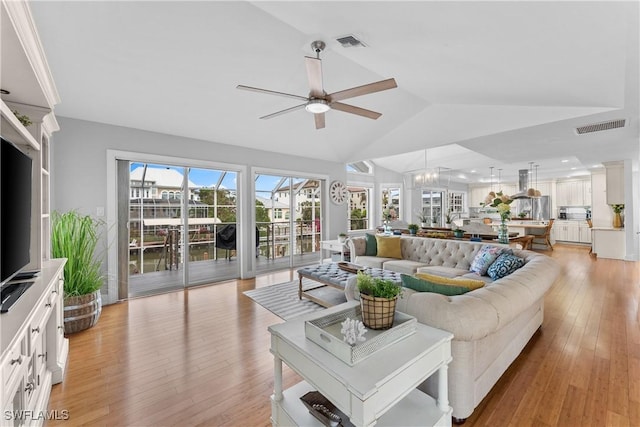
336, 35, 366, 48
576, 119, 626, 134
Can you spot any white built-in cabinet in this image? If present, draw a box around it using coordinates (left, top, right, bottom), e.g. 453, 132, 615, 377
555, 179, 591, 207
1, 1, 66, 424
603, 161, 624, 205
552, 220, 591, 244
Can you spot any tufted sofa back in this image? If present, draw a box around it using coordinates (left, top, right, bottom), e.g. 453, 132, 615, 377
349, 235, 493, 269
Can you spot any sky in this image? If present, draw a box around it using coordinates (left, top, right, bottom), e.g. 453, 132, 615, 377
131, 162, 284, 191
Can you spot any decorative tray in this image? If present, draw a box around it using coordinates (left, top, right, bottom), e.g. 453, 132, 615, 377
336, 262, 365, 274
305, 304, 416, 366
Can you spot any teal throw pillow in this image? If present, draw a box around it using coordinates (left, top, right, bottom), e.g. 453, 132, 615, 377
365, 233, 378, 256
487, 253, 525, 280
400, 274, 471, 296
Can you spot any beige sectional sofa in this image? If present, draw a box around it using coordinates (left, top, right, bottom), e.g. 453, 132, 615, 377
345, 235, 560, 422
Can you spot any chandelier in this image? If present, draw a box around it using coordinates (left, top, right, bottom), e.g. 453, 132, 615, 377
407, 149, 449, 189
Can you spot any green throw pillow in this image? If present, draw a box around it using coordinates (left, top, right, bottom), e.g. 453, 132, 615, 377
400, 274, 471, 296
365, 233, 378, 256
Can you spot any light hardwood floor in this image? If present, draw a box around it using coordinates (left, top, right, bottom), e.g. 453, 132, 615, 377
46, 244, 639, 427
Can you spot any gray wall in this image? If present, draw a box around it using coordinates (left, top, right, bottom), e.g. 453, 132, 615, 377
50, 117, 349, 286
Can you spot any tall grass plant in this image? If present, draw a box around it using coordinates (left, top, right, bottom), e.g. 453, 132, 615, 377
51, 211, 104, 297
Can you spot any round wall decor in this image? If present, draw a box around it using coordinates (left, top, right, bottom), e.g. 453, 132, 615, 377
329, 180, 348, 205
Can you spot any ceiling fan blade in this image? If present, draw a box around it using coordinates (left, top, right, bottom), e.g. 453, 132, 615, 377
237, 85, 309, 102
331, 102, 382, 120
327, 78, 397, 102
314, 113, 325, 129
259, 103, 307, 120
305, 56, 324, 98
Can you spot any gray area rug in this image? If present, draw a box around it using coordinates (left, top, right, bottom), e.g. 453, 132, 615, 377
244, 278, 344, 320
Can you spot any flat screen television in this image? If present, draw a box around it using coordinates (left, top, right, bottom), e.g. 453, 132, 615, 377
1, 137, 32, 286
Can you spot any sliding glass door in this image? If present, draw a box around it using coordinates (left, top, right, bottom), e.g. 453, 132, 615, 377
124, 162, 238, 297
255, 173, 322, 272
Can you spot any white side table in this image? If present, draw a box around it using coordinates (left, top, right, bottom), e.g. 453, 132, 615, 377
320, 239, 347, 263
269, 302, 453, 426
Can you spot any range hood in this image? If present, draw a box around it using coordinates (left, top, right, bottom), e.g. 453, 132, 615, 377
511, 169, 540, 199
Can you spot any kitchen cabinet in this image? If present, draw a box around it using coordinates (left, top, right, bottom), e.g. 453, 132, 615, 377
556, 179, 591, 206
592, 228, 625, 259
604, 161, 624, 205
552, 220, 591, 244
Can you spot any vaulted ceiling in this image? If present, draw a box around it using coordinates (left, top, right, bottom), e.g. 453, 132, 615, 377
27, 1, 639, 183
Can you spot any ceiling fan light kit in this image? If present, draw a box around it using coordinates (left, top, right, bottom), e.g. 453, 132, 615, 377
305, 99, 331, 114
237, 40, 397, 129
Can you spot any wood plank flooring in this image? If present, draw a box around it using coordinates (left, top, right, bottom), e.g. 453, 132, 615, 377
46, 245, 639, 426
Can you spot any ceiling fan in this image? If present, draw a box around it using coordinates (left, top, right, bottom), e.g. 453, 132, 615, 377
237, 40, 398, 130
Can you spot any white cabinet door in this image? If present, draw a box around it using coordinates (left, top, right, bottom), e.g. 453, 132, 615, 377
567, 224, 580, 242
556, 182, 570, 206
579, 224, 592, 243
583, 180, 592, 206
469, 186, 490, 207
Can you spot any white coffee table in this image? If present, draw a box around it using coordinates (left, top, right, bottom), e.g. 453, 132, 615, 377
269, 301, 453, 427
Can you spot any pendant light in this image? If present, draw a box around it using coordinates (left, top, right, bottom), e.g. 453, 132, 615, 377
534, 165, 542, 197
526, 162, 537, 197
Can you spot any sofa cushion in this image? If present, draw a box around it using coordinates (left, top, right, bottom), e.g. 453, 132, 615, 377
469, 245, 504, 275
355, 256, 396, 269
364, 233, 378, 256
487, 253, 525, 280
375, 235, 402, 259
400, 274, 471, 296
415, 272, 485, 291
380, 260, 427, 275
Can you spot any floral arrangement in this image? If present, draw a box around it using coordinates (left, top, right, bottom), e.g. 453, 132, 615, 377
481, 191, 513, 222
611, 204, 624, 214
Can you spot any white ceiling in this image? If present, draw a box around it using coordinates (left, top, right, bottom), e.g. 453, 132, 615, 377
25, 1, 639, 184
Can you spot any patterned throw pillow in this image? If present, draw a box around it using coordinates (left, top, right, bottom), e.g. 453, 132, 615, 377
365, 233, 378, 256
401, 274, 471, 296
487, 253, 525, 280
469, 245, 504, 276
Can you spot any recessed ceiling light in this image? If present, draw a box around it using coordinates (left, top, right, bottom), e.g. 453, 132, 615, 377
561, 159, 569, 163
571, 167, 576, 170
470, 169, 476, 173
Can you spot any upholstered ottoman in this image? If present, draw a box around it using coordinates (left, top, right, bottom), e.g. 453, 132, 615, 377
297, 263, 401, 306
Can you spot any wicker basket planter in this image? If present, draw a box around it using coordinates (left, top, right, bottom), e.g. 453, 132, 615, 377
64, 290, 102, 334
360, 294, 398, 330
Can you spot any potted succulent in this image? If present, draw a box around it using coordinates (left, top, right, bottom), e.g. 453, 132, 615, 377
453, 228, 465, 238
356, 272, 402, 330
51, 211, 104, 334
338, 232, 347, 243
407, 223, 419, 235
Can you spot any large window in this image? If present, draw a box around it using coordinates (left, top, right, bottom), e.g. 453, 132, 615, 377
347, 186, 371, 230
381, 186, 401, 223
421, 190, 443, 226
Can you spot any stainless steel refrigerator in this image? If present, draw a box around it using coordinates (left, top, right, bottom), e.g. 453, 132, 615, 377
515, 196, 551, 220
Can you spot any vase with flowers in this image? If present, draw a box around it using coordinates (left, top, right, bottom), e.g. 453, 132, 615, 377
611, 204, 624, 228
481, 191, 513, 243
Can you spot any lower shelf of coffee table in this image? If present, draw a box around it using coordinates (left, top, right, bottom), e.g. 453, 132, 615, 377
271, 380, 451, 427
